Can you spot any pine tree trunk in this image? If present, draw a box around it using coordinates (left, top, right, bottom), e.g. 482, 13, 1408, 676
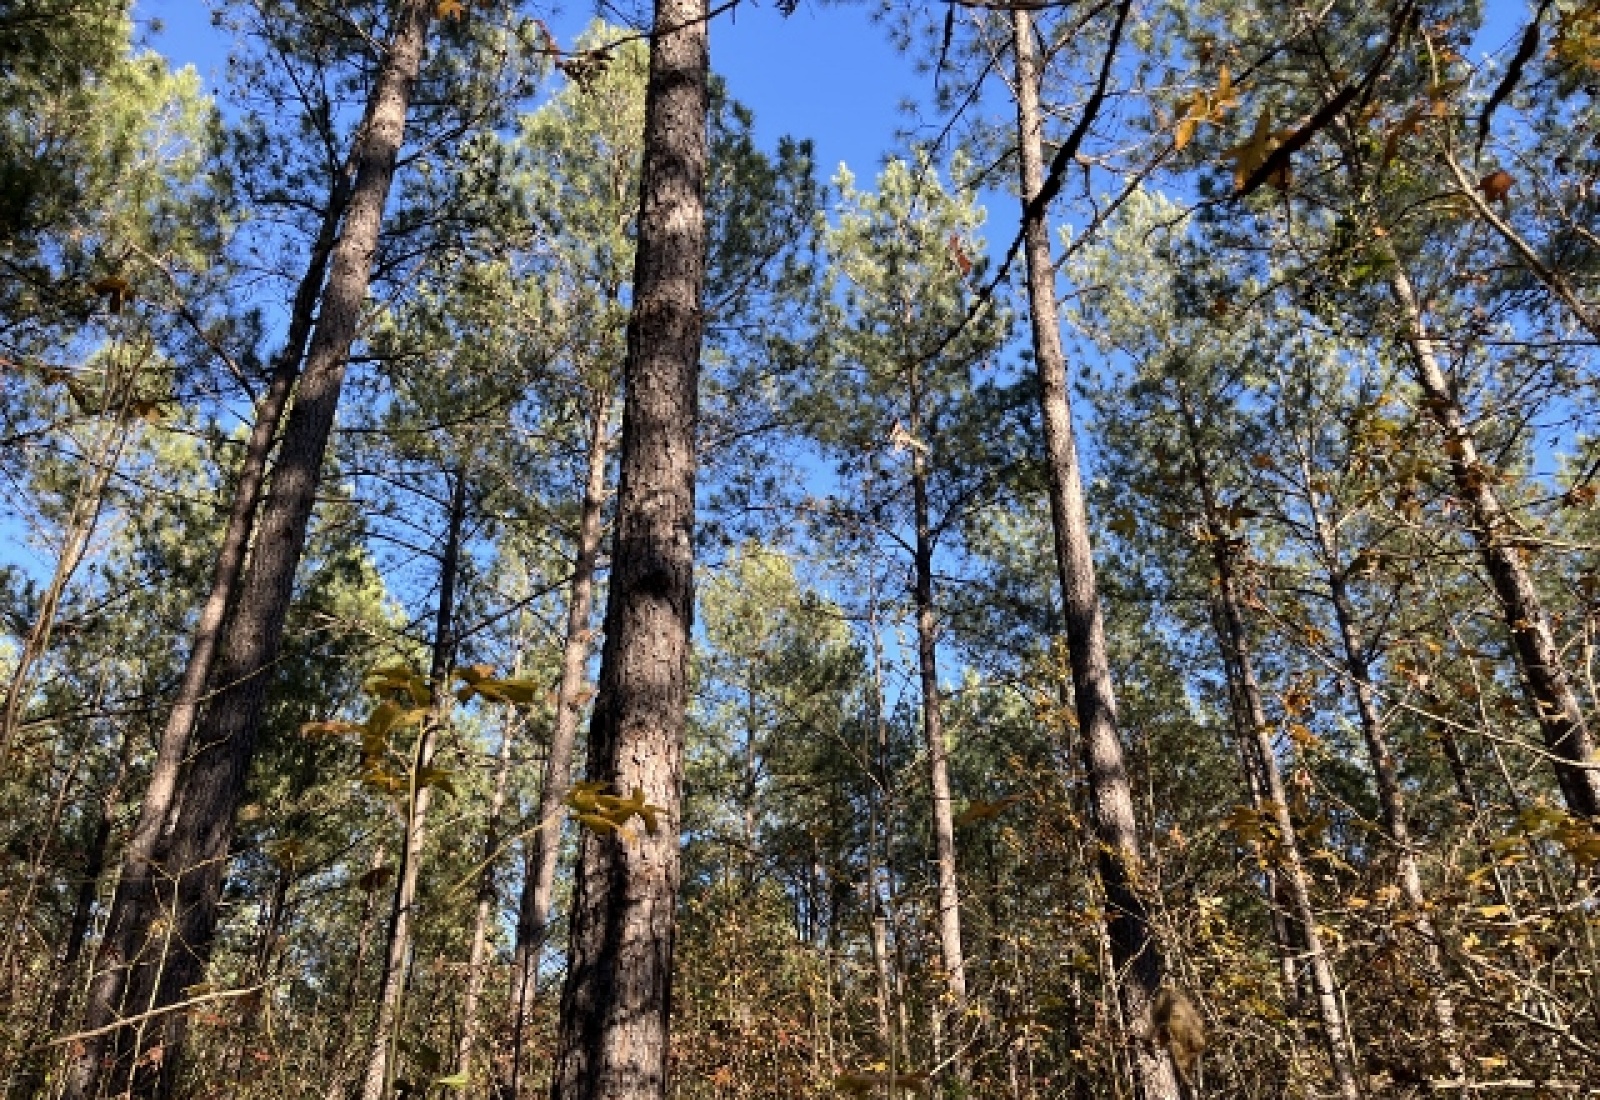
1386, 260, 1600, 819
1010, 12, 1179, 1097
64, 175, 345, 1097
1177, 397, 1361, 1100
0, 383, 133, 768
360, 470, 468, 1100
908, 365, 968, 1077
1303, 479, 1466, 1079
1208, 593, 1306, 1017
865, 582, 897, 1071
63, 6, 434, 1095
507, 393, 612, 1096
457, 706, 517, 1080
547, 0, 708, 1092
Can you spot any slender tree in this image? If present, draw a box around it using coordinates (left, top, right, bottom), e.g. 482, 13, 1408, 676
1010, 11, 1182, 1097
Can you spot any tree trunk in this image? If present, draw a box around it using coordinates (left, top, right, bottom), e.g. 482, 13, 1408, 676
1208, 596, 1304, 1016
64, 172, 346, 1097
865, 579, 898, 1071
547, 0, 708, 1093
360, 469, 468, 1100
63, 5, 434, 1095
907, 366, 968, 1080
1302, 476, 1466, 1079
1386, 260, 1600, 819
457, 704, 518, 1080
507, 392, 612, 1097
1010, 12, 1179, 1097
1177, 396, 1361, 1100
0, 378, 134, 769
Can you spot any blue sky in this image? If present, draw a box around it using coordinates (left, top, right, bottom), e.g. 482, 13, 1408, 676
139, 0, 933, 188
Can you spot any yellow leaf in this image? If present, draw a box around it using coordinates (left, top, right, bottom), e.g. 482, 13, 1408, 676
1173, 116, 1198, 152
565, 781, 607, 815
1221, 108, 1290, 191
1212, 64, 1238, 113
436, 0, 464, 19
954, 794, 1024, 827
593, 786, 666, 835
301, 720, 362, 738
575, 812, 622, 834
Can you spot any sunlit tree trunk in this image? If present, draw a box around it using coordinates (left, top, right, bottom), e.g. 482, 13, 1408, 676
1302, 472, 1467, 1079
507, 392, 611, 1096
457, 702, 518, 1080
1011, 12, 1180, 1097
1208, 594, 1304, 1017
547, 0, 708, 1094
1386, 259, 1600, 820
63, 5, 435, 1094
65, 174, 344, 1096
907, 360, 968, 1082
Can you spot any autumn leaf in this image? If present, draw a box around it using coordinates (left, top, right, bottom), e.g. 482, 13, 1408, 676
301, 719, 362, 738
593, 786, 666, 835
1476, 169, 1513, 204
436, 0, 465, 20
1221, 109, 1294, 191
416, 766, 457, 796
948, 233, 973, 277
954, 794, 1024, 827
1173, 115, 1198, 152
575, 811, 623, 835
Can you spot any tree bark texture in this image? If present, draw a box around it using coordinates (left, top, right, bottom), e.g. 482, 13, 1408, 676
1011, 13, 1180, 1098
548, 0, 708, 1095
63, 4, 433, 1095
66, 175, 346, 1099
360, 470, 467, 1100
1387, 261, 1600, 820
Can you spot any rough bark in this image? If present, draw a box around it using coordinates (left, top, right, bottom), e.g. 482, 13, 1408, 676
1387, 261, 1600, 819
1303, 478, 1466, 1079
1178, 398, 1361, 1100
908, 361, 968, 1074
1011, 12, 1180, 1097
508, 393, 613, 1090
65, 174, 346, 1097
360, 469, 467, 1100
63, 5, 433, 1095
547, 0, 708, 1093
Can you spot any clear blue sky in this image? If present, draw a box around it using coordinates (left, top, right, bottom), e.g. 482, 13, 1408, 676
139, 0, 931, 187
